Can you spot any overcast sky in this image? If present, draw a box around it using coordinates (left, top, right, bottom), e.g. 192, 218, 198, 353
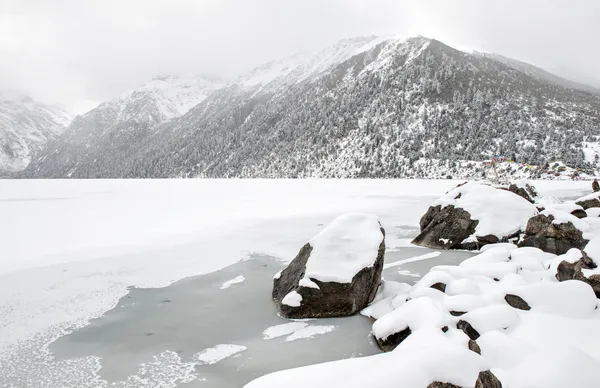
1, 0, 599, 113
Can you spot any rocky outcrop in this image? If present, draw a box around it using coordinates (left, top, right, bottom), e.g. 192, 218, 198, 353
273, 214, 385, 318
519, 213, 587, 255
412, 205, 479, 249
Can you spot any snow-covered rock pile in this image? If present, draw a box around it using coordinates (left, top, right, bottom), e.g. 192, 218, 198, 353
272, 213, 385, 318
251, 241, 600, 387
412, 182, 538, 250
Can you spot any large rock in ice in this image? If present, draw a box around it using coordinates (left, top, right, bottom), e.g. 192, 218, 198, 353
272, 213, 385, 318
555, 239, 600, 298
519, 209, 588, 255
413, 182, 537, 250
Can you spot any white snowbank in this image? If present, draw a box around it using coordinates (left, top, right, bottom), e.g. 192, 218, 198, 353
586, 208, 600, 217
220, 275, 245, 289
434, 182, 537, 238
303, 213, 384, 284
509, 347, 600, 388
372, 298, 450, 342
195, 344, 246, 364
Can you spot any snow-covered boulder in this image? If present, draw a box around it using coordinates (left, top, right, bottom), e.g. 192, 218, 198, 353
519, 209, 588, 255
272, 213, 385, 318
555, 239, 600, 298
575, 192, 600, 210
413, 182, 537, 250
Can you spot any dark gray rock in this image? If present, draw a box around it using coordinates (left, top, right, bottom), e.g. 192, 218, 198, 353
457, 320, 480, 340
468, 339, 481, 355
375, 327, 411, 352
428, 371, 502, 388
576, 195, 600, 210
273, 229, 385, 319
504, 294, 531, 310
571, 209, 588, 219
431, 282, 447, 293
412, 205, 478, 250
519, 214, 587, 255
556, 252, 600, 298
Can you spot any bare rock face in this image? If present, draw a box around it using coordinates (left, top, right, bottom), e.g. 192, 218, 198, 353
412, 205, 478, 249
519, 214, 587, 255
273, 214, 385, 318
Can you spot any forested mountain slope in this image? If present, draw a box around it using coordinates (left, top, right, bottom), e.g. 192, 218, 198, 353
22, 37, 600, 178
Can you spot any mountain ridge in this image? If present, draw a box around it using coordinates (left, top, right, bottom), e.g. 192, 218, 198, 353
18, 36, 600, 178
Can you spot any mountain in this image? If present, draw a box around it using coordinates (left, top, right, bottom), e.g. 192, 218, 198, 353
21, 37, 600, 179
23, 75, 222, 177
0, 92, 71, 175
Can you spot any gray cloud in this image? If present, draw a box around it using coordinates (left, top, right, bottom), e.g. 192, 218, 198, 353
1, 0, 598, 113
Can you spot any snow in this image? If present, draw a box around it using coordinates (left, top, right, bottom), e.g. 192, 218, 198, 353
303, 213, 384, 284
509, 347, 600, 388
220, 275, 245, 289
433, 182, 538, 238
372, 298, 450, 342
285, 325, 336, 342
195, 344, 247, 364
298, 277, 320, 289
281, 291, 303, 307
586, 208, 600, 217
541, 208, 588, 230
262, 322, 309, 340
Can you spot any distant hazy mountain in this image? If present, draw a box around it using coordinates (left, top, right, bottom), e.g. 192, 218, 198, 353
23, 75, 222, 177
22, 36, 600, 178
0, 92, 71, 175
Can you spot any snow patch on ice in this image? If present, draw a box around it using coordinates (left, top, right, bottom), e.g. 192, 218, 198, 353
220, 275, 245, 289
285, 325, 335, 342
263, 322, 309, 340
195, 344, 247, 365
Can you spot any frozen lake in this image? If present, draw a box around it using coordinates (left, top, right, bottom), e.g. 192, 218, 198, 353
0, 179, 591, 387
